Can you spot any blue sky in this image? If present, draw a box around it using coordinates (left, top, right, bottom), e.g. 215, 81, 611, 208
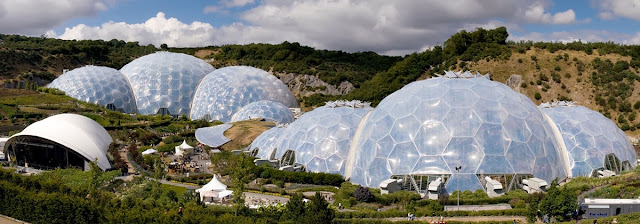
1, 0, 639, 55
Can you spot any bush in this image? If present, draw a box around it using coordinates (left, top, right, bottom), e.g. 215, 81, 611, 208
534, 92, 542, 100
354, 186, 375, 202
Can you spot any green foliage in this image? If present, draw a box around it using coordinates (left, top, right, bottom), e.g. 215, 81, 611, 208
534, 92, 542, 100
539, 180, 577, 221
304, 192, 335, 224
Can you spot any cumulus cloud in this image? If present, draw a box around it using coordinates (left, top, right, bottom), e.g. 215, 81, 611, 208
55, 0, 583, 55
596, 0, 640, 20
0, 0, 108, 35
521, 3, 576, 24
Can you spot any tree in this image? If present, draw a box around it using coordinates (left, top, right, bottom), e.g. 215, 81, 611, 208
160, 43, 168, 49
539, 180, 577, 221
281, 193, 305, 223
228, 154, 256, 215
304, 192, 335, 224
354, 186, 374, 202
534, 92, 542, 100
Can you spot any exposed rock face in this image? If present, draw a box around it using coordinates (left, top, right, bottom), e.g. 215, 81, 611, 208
506, 74, 522, 93
274, 72, 354, 97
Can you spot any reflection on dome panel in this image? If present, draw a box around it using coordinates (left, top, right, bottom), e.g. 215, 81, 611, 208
190, 66, 298, 122
230, 100, 295, 124
273, 102, 372, 176
48, 65, 137, 113
542, 104, 637, 177
120, 52, 215, 115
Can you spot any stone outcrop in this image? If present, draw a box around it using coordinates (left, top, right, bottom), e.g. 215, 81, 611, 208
274, 72, 354, 97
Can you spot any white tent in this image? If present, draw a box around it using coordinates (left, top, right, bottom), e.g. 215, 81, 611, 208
195, 176, 232, 202
141, 148, 157, 155
175, 140, 194, 157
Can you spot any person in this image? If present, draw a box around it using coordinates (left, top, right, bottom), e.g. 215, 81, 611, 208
178, 206, 183, 216
612, 218, 618, 223
513, 219, 517, 224
338, 202, 342, 210
593, 220, 598, 224
408, 213, 411, 221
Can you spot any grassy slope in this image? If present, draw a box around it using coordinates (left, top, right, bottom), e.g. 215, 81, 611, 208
468, 48, 640, 135
221, 120, 276, 151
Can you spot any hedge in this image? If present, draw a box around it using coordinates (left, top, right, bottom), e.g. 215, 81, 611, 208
335, 209, 528, 219
333, 219, 513, 224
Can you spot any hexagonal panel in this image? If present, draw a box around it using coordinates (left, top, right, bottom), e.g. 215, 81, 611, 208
443, 108, 482, 137
415, 99, 451, 122
412, 156, 451, 174
503, 116, 532, 143
388, 142, 420, 174
415, 121, 451, 155
442, 89, 479, 108
390, 115, 420, 143
474, 123, 506, 156
442, 137, 484, 173
505, 142, 535, 173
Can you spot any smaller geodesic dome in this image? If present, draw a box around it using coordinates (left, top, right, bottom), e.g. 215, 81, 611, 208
249, 125, 286, 160
48, 66, 137, 113
190, 66, 298, 122
230, 100, 294, 124
274, 101, 372, 176
540, 101, 637, 177
120, 51, 215, 115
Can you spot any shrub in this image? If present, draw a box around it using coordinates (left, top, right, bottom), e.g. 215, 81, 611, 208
534, 92, 542, 100
354, 186, 375, 202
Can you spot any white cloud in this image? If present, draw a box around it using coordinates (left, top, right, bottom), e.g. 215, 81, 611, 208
203, 6, 225, 14
57, 12, 218, 48
0, 0, 108, 35
521, 3, 576, 24
222, 0, 255, 7
596, 0, 640, 20
55, 0, 584, 55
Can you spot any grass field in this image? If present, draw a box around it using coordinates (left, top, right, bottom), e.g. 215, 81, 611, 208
162, 183, 187, 196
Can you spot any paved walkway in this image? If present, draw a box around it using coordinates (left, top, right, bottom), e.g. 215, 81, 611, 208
383, 215, 527, 222
153, 177, 200, 190
0, 215, 28, 224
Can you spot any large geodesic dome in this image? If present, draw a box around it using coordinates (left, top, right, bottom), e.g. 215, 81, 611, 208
48, 66, 137, 113
249, 126, 286, 160
274, 101, 372, 176
541, 102, 637, 177
346, 74, 568, 192
120, 51, 215, 115
231, 100, 295, 124
190, 66, 298, 122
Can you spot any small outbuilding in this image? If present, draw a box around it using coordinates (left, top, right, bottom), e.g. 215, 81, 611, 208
195, 176, 233, 203
581, 198, 640, 219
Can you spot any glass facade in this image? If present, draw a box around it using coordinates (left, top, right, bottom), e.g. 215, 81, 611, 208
348, 76, 567, 192
190, 66, 298, 122
230, 100, 295, 124
48, 66, 137, 113
249, 126, 285, 160
274, 102, 372, 176
541, 104, 637, 177
120, 52, 215, 115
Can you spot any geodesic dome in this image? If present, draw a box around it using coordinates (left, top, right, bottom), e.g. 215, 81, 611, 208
541, 102, 637, 177
249, 126, 286, 160
274, 101, 372, 176
190, 66, 298, 122
48, 66, 137, 113
230, 100, 295, 124
120, 51, 215, 115
346, 73, 567, 192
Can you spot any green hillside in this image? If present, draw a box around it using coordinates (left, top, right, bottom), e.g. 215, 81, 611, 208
2, 27, 640, 132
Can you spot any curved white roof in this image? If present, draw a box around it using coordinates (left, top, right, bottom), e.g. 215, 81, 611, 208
9, 114, 113, 170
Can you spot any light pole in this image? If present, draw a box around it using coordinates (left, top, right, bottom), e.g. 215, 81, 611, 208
455, 166, 462, 211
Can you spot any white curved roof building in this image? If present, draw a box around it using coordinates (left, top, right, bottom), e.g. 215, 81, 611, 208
3, 114, 112, 170
231, 100, 295, 124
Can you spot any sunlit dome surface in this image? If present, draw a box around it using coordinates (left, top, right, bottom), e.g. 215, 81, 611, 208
48, 66, 137, 113
230, 100, 295, 124
274, 101, 372, 176
120, 51, 215, 115
347, 73, 567, 192
541, 102, 637, 177
249, 126, 286, 160
190, 66, 298, 122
